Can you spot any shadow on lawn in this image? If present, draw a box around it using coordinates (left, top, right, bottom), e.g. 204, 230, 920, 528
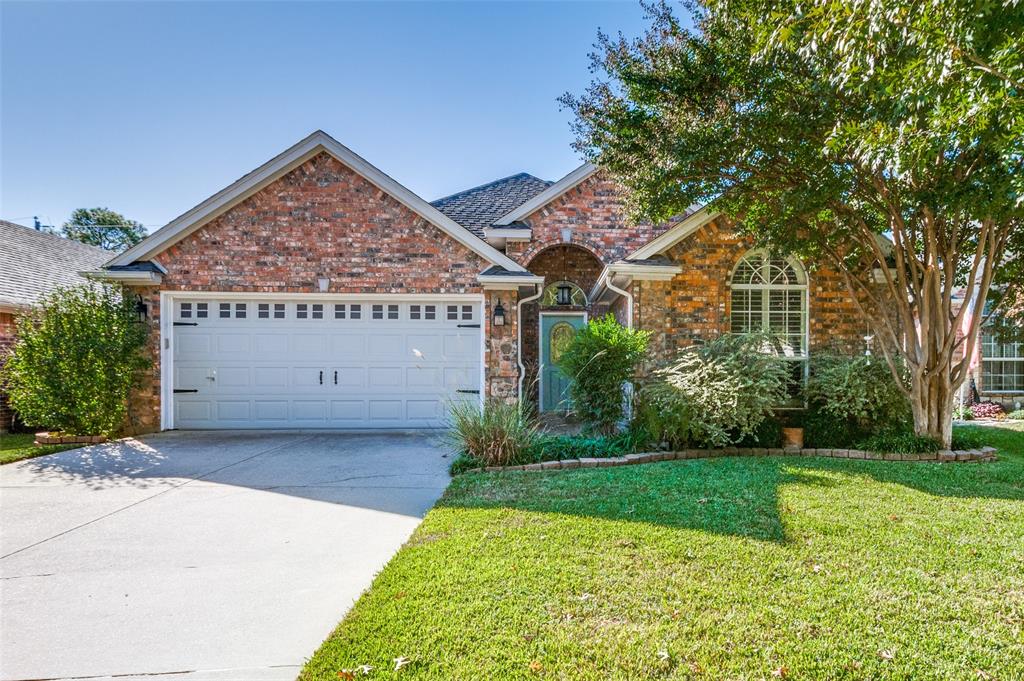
441, 424, 1024, 544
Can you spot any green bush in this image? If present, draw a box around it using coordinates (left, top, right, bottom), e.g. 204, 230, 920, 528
855, 431, 940, 455
445, 398, 539, 469
803, 407, 865, 448
557, 314, 650, 434
736, 417, 783, 448
639, 334, 790, 448
1, 284, 149, 436
1007, 409, 1024, 420
528, 429, 651, 462
953, 403, 975, 420
805, 354, 911, 439
951, 428, 989, 450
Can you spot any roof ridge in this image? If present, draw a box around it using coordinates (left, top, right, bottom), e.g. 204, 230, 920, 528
430, 172, 551, 206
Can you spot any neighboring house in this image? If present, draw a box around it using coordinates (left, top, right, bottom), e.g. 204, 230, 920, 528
0, 220, 111, 432
81, 131, 875, 431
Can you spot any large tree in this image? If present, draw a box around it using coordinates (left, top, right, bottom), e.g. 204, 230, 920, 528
562, 0, 1022, 447
62, 207, 146, 252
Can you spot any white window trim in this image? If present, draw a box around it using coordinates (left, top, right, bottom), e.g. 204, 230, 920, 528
729, 249, 810, 360
981, 328, 1024, 394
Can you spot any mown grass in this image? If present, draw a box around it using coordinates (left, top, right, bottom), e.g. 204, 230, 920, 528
0, 432, 77, 465
302, 423, 1024, 680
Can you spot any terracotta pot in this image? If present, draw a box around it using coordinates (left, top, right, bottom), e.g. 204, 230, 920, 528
781, 427, 804, 450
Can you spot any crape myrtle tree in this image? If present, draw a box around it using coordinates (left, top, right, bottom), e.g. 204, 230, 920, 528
561, 0, 1022, 447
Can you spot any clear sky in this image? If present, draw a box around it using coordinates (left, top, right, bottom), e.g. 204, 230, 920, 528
1, 1, 655, 233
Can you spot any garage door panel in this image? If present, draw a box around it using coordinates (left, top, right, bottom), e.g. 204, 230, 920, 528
215, 401, 250, 421
254, 367, 288, 387
171, 298, 481, 429
254, 401, 289, 422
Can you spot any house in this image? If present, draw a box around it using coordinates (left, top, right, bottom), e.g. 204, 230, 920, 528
0, 220, 111, 432
77, 131, 903, 430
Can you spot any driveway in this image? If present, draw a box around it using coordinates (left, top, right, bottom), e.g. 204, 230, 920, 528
0, 431, 452, 681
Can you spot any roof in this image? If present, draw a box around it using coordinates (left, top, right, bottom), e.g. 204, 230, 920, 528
105, 130, 530, 273
0, 220, 111, 310
493, 163, 599, 226
431, 173, 552, 238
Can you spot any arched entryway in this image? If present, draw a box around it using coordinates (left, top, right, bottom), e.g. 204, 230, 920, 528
521, 244, 605, 411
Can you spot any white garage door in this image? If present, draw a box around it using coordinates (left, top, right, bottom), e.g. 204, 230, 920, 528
169, 297, 482, 429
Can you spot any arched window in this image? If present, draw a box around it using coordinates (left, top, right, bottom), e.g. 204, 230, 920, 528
730, 249, 808, 358
541, 281, 587, 307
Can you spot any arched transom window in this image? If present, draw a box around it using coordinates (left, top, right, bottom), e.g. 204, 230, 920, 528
541, 281, 587, 307
730, 250, 808, 358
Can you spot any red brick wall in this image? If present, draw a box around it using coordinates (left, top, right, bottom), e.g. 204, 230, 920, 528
0, 311, 17, 432
128, 152, 519, 431
636, 218, 867, 363
506, 172, 668, 266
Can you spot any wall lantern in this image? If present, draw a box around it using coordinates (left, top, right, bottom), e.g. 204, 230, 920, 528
555, 283, 574, 306
134, 295, 149, 323
317, 276, 330, 293
492, 300, 506, 327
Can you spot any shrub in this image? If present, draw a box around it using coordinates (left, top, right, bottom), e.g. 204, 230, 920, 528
953, 404, 975, 421
951, 428, 988, 450
736, 417, 783, 448
1007, 409, 1024, 420
445, 398, 539, 468
557, 314, 650, 434
971, 401, 1005, 419
1, 284, 149, 436
855, 431, 940, 454
802, 407, 865, 448
639, 334, 789, 448
805, 354, 911, 436
528, 430, 651, 462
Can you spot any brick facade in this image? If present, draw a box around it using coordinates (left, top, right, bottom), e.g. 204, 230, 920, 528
635, 218, 867, 363
128, 152, 515, 431
0, 311, 17, 432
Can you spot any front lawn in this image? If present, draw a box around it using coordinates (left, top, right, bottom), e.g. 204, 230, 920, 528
303, 423, 1024, 680
0, 432, 78, 465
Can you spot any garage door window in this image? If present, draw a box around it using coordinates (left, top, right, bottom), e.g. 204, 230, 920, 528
334, 303, 362, 320
410, 304, 437, 320
372, 304, 399, 320
297, 303, 325, 319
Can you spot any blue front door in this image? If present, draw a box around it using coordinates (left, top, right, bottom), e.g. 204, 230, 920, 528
540, 314, 586, 412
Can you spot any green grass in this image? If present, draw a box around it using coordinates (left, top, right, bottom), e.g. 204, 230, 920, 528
0, 432, 78, 465
303, 423, 1024, 680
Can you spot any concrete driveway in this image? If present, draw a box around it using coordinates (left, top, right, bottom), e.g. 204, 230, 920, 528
0, 431, 452, 681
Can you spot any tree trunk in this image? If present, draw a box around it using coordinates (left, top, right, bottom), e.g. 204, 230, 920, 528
909, 370, 954, 449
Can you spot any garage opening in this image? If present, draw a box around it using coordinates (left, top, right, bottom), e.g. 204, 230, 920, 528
167, 296, 482, 429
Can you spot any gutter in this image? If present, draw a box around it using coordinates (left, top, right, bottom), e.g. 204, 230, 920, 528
516, 282, 545, 402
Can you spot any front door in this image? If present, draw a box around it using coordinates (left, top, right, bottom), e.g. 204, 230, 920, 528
540, 314, 586, 412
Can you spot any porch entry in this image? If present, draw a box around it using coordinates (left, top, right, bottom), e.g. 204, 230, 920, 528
540, 313, 587, 412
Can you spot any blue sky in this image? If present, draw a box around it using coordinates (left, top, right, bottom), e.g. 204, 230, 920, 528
1, 1, 655, 232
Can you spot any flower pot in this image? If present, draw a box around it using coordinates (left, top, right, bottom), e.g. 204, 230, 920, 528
782, 427, 804, 450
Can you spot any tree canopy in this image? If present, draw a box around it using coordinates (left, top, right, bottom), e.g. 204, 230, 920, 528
562, 0, 1022, 446
62, 207, 146, 252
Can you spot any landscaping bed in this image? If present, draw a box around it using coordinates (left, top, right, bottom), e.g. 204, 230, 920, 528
301, 423, 1024, 679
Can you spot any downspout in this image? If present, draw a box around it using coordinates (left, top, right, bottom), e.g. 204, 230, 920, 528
602, 268, 636, 422
517, 283, 544, 402
603, 268, 634, 329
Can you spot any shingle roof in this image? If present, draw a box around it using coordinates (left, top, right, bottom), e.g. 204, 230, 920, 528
0, 220, 112, 309
431, 173, 552, 237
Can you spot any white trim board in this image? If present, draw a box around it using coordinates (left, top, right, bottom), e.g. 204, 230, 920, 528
106, 130, 527, 273
493, 163, 599, 226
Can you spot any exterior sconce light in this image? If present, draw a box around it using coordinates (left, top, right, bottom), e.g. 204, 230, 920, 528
556, 283, 573, 306
317, 276, 330, 293
134, 295, 148, 322
492, 300, 506, 327
560, 227, 573, 244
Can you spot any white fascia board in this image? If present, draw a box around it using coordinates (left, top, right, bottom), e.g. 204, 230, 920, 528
628, 206, 718, 260
477, 273, 544, 290
107, 130, 527, 273
483, 227, 532, 240
493, 163, 599, 226
80, 270, 163, 285
609, 262, 681, 281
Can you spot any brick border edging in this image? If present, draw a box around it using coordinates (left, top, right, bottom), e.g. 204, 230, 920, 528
462, 446, 999, 474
